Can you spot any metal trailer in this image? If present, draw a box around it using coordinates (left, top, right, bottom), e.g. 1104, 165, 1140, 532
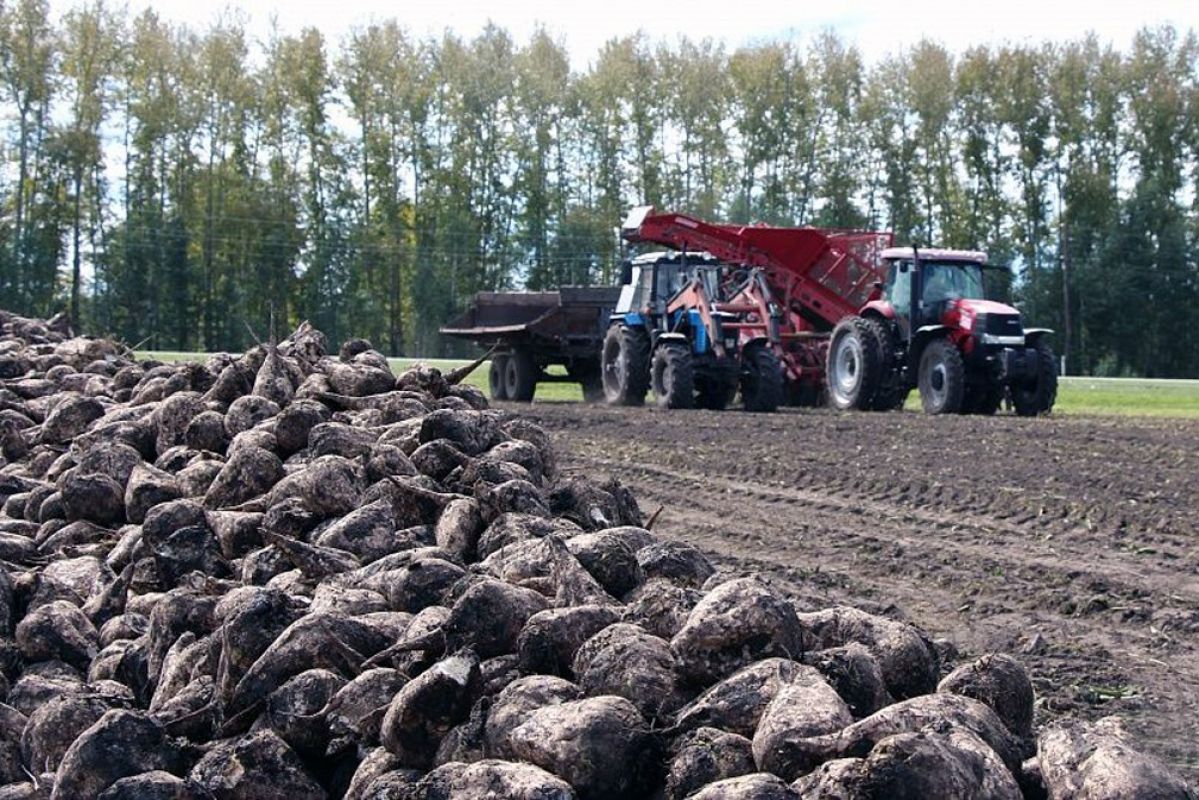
440, 287, 620, 402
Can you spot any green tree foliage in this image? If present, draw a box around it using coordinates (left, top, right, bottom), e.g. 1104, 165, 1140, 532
0, 13, 1197, 375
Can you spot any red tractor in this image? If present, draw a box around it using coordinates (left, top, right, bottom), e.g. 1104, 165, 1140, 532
621, 208, 1057, 415
833, 246, 1057, 415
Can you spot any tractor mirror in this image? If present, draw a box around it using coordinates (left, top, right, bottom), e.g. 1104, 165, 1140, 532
619, 262, 633, 286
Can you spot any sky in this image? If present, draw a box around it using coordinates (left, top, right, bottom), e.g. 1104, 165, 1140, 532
61, 0, 1198, 66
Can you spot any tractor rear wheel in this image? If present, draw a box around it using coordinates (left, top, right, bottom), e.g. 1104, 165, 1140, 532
503, 349, 537, 402
827, 317, 881, 411
601, 325, 650, 406
1012, 338, 1058, 416
918, 338, 966, 414
652, 343, 695, 409
488, 355, 510, 401
741, 343, 783, 413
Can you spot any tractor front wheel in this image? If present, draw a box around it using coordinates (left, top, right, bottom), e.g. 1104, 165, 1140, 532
918, 338, 966, 414
827, 317, 881, 411
741, 343, 783, 413
601, 326, 650, 406
652, 343, 695, 409
1012, 338, 1058, 416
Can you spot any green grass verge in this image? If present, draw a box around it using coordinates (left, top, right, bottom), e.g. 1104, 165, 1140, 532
139, 352, 1199, 418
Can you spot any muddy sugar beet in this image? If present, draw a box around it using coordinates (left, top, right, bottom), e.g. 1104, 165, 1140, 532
0, 309, 1192, 800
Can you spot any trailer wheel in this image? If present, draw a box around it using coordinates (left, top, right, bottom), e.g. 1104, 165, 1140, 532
918, 338, 965, 414
488, 355, 511, 401
827, 317, 881, 411
741, 343, 783, 413
1012, 338, 1058, 416
504, 349, 538, 402
652, 343, 695, 409
602, 326, 650, 406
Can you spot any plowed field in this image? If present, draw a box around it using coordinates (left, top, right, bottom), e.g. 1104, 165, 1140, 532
518, 402, 1199, 780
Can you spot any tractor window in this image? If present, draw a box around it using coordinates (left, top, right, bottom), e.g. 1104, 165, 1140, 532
887, 261, 912, 319
921, 262, 986, 305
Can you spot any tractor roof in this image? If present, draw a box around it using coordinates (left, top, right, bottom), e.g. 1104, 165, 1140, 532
880, 247, 987, 264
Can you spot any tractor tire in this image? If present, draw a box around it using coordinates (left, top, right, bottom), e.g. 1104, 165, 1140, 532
862, 317, 906, 411
918, 338, 966, 414
503, 349, 538, 402
651, 343, 695, 409
697, 361, 738, 410
602, 325, 650, 406
741, 343, 783, 413
1012, 338, 1058, 416
827, 317, 882, 411
962, 382, 1004, 415
488, 355, 511, 401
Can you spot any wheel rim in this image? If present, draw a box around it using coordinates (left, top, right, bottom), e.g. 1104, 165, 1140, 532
927, 361, 948, 407
832, 336, 861, 399
602, 337, 623, 397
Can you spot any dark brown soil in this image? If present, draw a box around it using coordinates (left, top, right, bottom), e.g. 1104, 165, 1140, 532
517, 402, 1199, 781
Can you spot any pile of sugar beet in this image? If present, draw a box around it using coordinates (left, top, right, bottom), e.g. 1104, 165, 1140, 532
0, 310, 1193, 800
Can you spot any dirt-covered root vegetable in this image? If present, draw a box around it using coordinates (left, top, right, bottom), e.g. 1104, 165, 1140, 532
752, 668, 854, 776
483, 675, 582, 759
14, 600, 99, 671
1037, 716, 1194, 800
674, 657, 812, 738
795, 606, 940, 701
548, 477, 642, 531
60, 471, 125, 525
433, 497, 483, 562
190, 729, 327, 800
791, 726, 1023, 800
565, 531, 644, 597
225, 612, 393, 725
266, 455, 364, 516
544, 534, 617, 607
203, 445, 283, 509
50, 710, 185, 800
416, 759, 577, 800
688, 773, 799, 800
515, 605, 621, 676
636, 539, 715, 588
265, 668, 347, 758
666, 727, 756, 800
215, 587, 302, 705
343, 749, 415, 800
475, 512, 581, 559
622, 578, 702, 639
39, 394, 105, 445
759, 692, 1024, 782
440, 578, 548, 659
383, 557, 466, 614
380, 650, 482, 769
124, 464, 182, 524
20, 693, 111, 773
802, 643, 893, 719
938, 653, 1035, 741
95, 770, 208, 800
325, 668, 408, 753
508, 695, 656, 800
572, 622, 680, 720
671, 578, 804, 686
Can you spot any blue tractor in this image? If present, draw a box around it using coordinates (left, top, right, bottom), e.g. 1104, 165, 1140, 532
600, 250, 783, 411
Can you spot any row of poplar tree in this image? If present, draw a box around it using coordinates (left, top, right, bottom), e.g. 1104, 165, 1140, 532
1, 0, 1197, 375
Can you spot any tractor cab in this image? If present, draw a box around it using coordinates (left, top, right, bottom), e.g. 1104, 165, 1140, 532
877, 247, 1023, 345
615, 251, 723, 320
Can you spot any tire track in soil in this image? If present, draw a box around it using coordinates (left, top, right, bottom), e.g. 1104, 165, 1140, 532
518, 402, 1199, 781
